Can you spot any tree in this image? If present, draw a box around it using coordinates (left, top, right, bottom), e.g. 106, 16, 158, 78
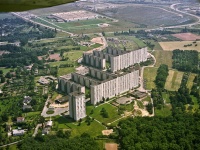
0, 77, 5, 83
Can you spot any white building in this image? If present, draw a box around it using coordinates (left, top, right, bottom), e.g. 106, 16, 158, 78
91, 70, 139, 105
68, 92, 86, 121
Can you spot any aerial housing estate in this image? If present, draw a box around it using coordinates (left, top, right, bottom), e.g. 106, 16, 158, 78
58, 47, 148, 121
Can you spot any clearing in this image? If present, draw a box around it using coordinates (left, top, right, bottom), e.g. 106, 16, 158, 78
143, 67, 157, 90
153, 50, 173, 68
165, 70, 184, 91
159, 41, 200, 52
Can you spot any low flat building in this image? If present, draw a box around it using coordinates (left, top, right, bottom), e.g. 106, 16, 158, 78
17, 117, 25, 123
12, 129, 25, 136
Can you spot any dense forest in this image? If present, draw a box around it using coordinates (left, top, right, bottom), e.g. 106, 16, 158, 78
0, 45, 48, 67
118, 112, 200, 150
0, 18, 56, 42
155, 64, 169, 89
172, 50, 199, 73
17, 133, 100, 150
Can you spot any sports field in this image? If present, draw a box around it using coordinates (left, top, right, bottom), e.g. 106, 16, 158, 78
159, 41, 200, 52
165, 70, 184, 91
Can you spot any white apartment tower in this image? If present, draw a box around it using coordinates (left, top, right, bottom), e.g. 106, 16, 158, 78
68, 92, 86, 121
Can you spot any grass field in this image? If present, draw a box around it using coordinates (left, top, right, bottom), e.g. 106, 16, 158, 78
165, 70, 184, 91
162, 92, 170, 103
153, 50, 173, 68
132, 37, 146, 48
143, 67, 157, 90
159, 41, 200, 52
155, 105, 172, 117
0, 67, 12, 74
87, 103, 121, 124
53, 116, 105, 137
187, 73, 196, 91
58, 67, 76, 76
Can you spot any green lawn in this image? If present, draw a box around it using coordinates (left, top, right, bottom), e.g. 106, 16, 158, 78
142, 96, 151, 103
153, 50, 173, 68
53, 116, 105, 137
162, 92, 170, 103
0, 67, 12, 75
64, 51, 84, 61
155, 105, 172, 117
143, 67, 157, 90
132, 37, 146, 48
191, 96, 199, 112
58, 67, 76, 76
87, 103, 121, 124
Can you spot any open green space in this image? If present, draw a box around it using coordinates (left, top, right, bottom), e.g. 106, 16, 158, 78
53, 116, 105, 137
132, 37, 146, 48
155, 105, 172, 117
162, 92, 170, 103
187, 73, 196, 91
0, 67, 12, 75
87, 103, 121, 124
165, 70, 184, 91
58, 67, 76, 76
185, 96, 199, 113
143, 67, 157, 90
142, 96, 151, 103
153, 50, 173, 68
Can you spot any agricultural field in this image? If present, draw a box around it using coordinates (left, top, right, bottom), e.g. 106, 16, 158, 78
172, 33, 200, 41
186, 73, 197, 91
159, 41, 200, 52
153, 50, 173, 68
143, 67, 157, 90
100, 5, 196, 28
165, 70, 184, 91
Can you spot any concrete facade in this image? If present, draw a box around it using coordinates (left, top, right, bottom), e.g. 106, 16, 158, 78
82, 53, 106, 69
68, 92, 86, 121
109, 47, 148, 72
90, 70, 139, 105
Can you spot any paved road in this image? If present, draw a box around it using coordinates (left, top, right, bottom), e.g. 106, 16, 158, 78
0, 140, 23, 148
32, 124, 42, 137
